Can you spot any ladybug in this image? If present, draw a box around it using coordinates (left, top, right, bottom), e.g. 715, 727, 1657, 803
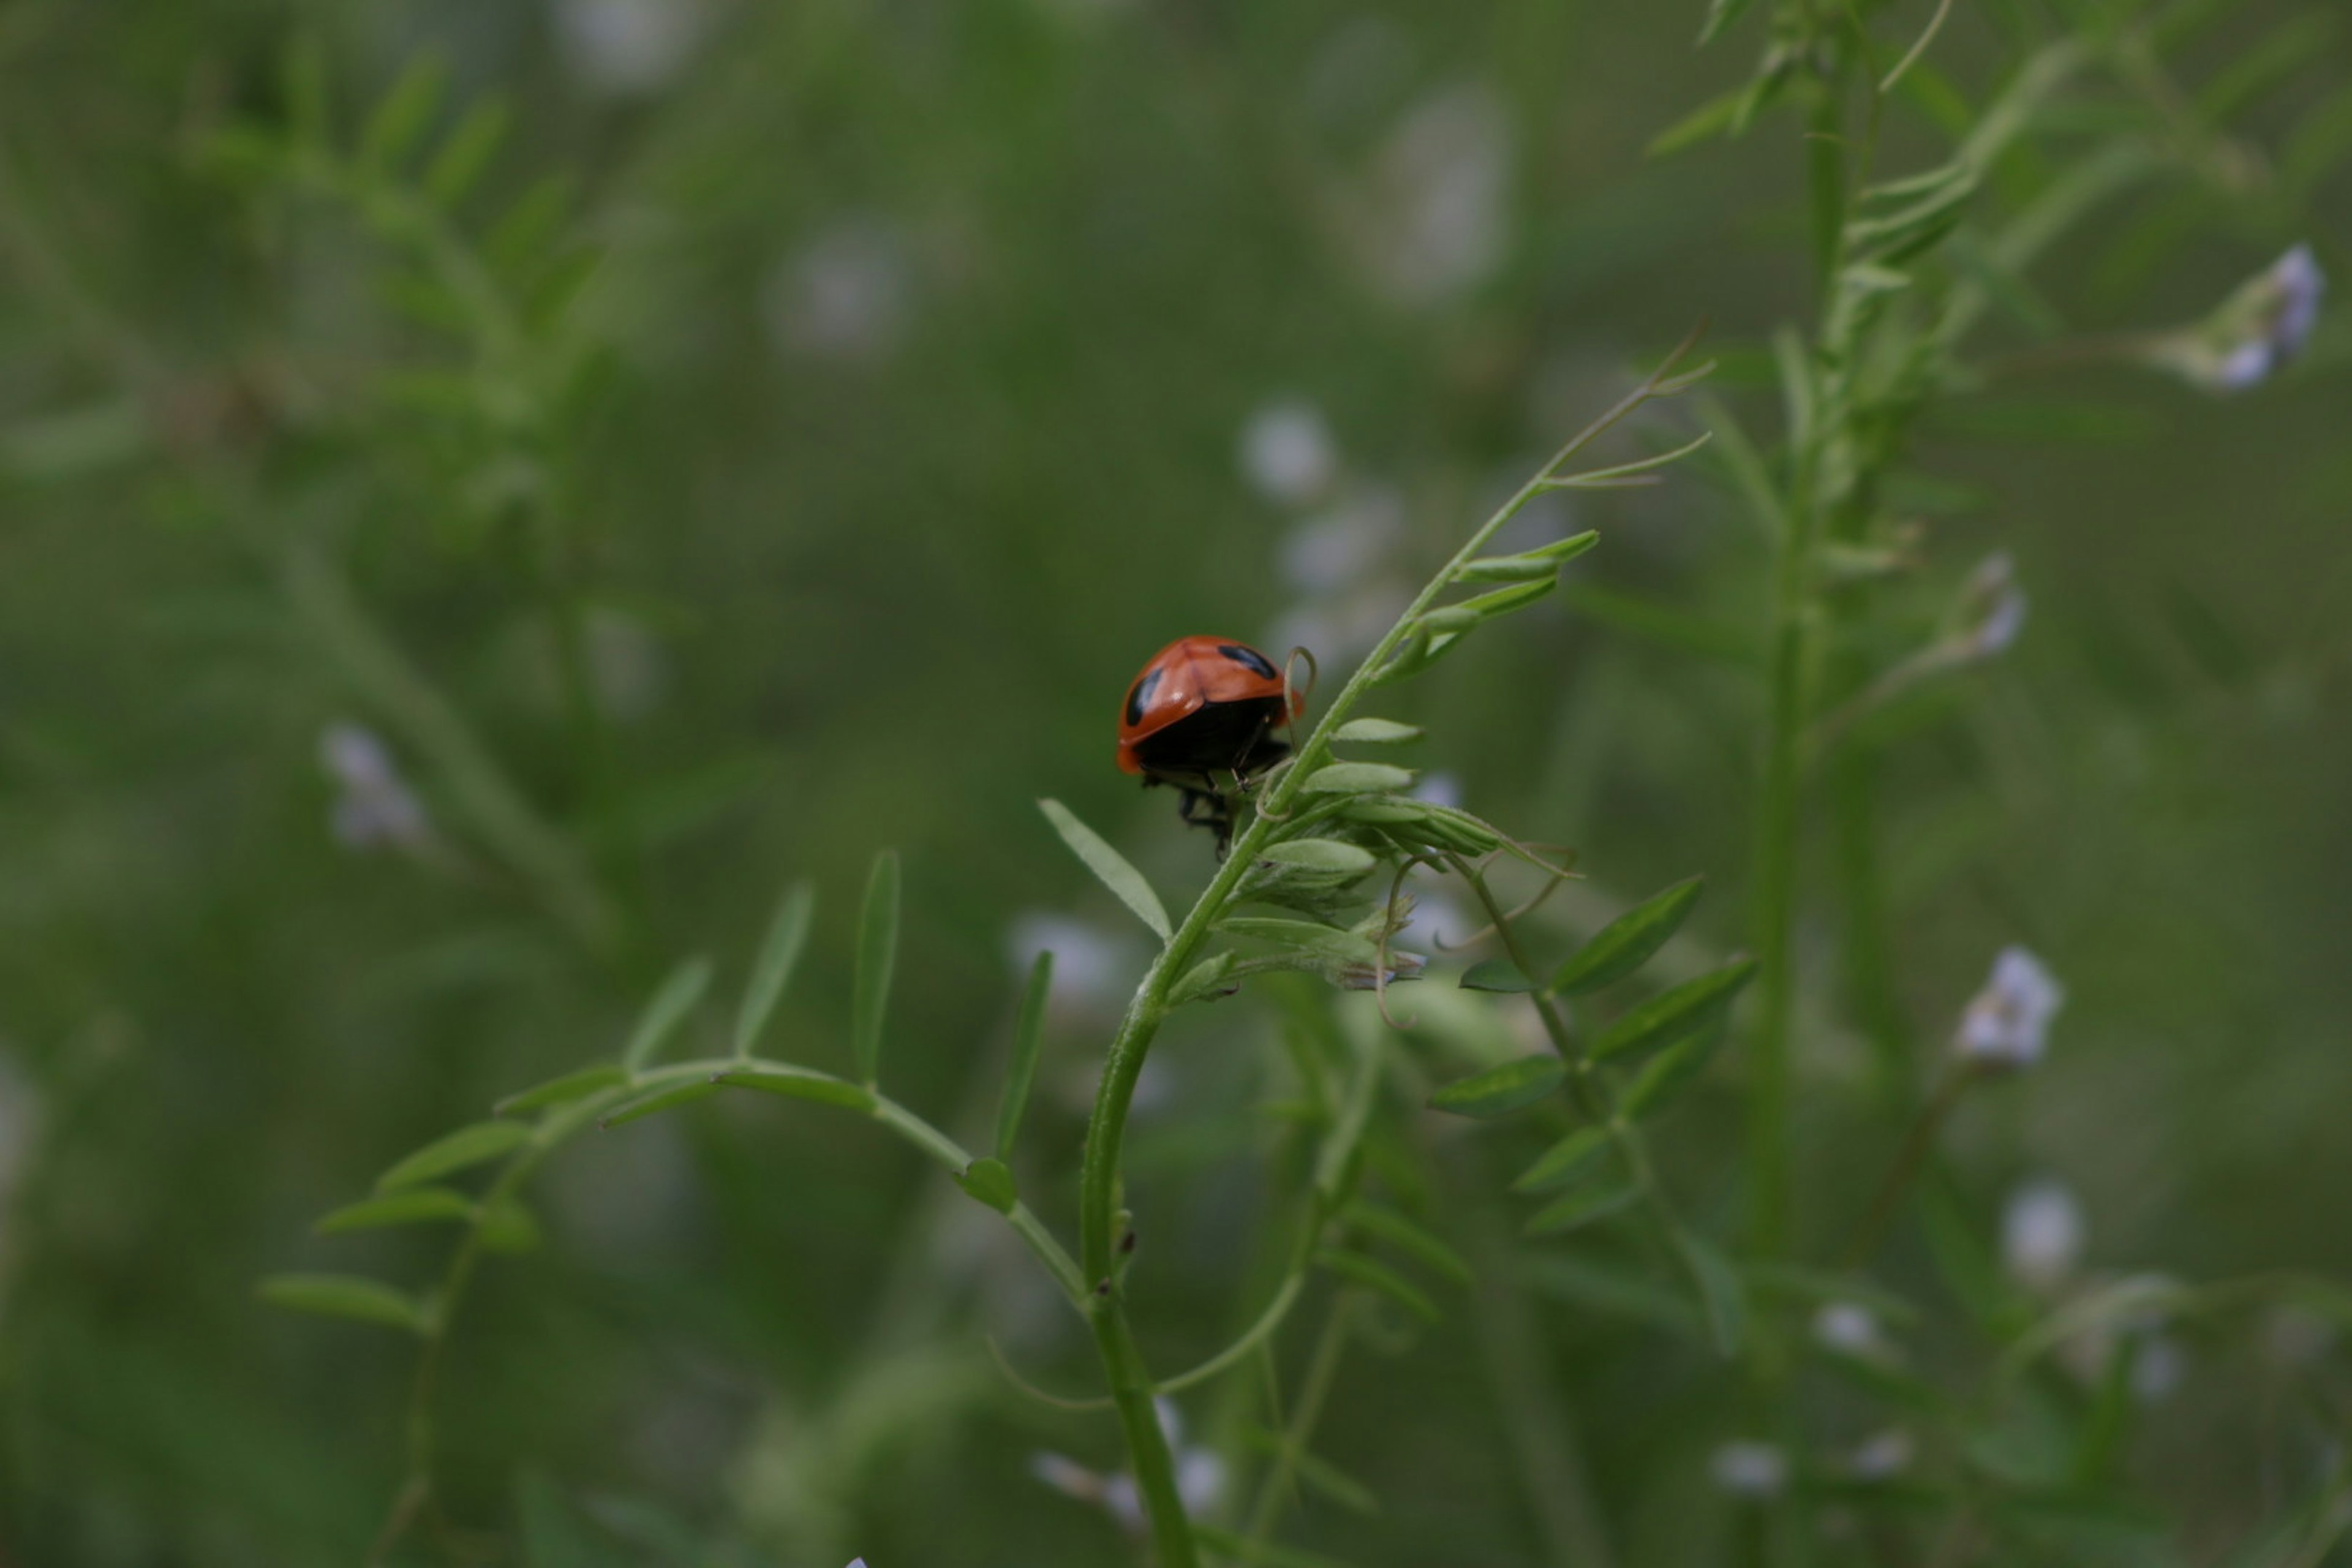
1117, 635, 1307, 851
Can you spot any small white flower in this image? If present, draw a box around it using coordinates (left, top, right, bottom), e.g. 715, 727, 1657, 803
1030, 1399, 1223, 1536
1953, 946, 2065, 1070
1955, 552, 2028, 662
1812, 1301, 1884, 1359
1278, 487, 1405, 596
552, 0, 710, 96
318, 721, 432, 854
2133, 1333, 2185, 1404
1411, 772, 1464, 811
2002, 1178, 2084, 1292
1005, 911, 1142, 1019
2148, 243, 2327, 393
764, 217, 916, 365
1711, 1441, 1788, 1498
1240, 400, 1340, 509
1335, 85, 1513, 308
1849, 1429, 1913, 1480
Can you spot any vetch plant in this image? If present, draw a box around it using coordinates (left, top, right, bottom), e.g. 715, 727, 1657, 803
246, 6, 2352, 1564
266, 333, 1732, 1564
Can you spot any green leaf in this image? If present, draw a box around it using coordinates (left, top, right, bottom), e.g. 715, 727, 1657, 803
424, 95, 510, 205
1038, 799, 1170, 942
1218, 916, 1382, 966
1450, 555, 1558, 584
1649, 87, 1749, 156
494, 1063, 628, 1116
258, 1273, 428, 1334
1552, 876, 1705, 994
1302, 762, 1417, 795
1259, 839, 1378, 874
1589, 957, 1758, 1063
623, 957, 713, 1074
1699, 0, 1763, 45
1341, 1200, 1472, 1286
599, 1080, 720, 1129
1238, 1428, 1382, 1517
1678, 1231, 1747, 1355
1340, 799, 1433, 825
360, 53, 448, 169
1550, 432, 1714, 489
1168, 949, 1239, 1005
997, 951, 1052, 1161
1525, 1182, 1640, 1236
1455, 530, 1600, 579
1521, 1252, 1701, 1338
1512, 1126, 1615, 1193
376, 1119, 532, 1193
487, 175, 575, 275
852, 850, 900, 1087
1620, 1025, 1731, 1118
711, 1065, 877, 1110
478, 1197, 542, 1253
1426, 578, 1556, 630
1427, 1055, 1566, 1118
1459, 959, 1537, 993
956, 1156, 1017, 1213
315, 1187, 475, 1235
734, 879, 815, 1058
1316, 1249, 1440, 1324
1331, 718, 1422, 743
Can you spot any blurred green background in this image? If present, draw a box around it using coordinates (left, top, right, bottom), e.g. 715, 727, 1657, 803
2, 0, 2348, 1562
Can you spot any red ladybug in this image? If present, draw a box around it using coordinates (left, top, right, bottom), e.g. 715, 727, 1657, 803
1117, 636, 1306, 849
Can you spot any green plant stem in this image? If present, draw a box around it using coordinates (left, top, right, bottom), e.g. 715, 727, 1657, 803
1458, 1173, 1618, 1568
1836, 1061, 1976, 1270
284, 545, 624, 958
1443, 857, 1714, 1320
365, 1054, 1088, 1564
1244, 1291, 1359, 1545
1068, 339, 1706, 1562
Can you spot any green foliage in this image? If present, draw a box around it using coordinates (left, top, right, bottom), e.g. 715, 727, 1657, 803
6, 3, 2347, 1565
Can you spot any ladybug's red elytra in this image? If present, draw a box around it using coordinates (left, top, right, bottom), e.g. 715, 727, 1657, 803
1116, 635, 1307, 851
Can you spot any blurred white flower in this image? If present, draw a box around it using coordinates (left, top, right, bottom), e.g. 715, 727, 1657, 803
1005, 911, 1142, 1020
1954, 552, 2028, 662
1400, 885, 1471, 949
1240, 400, 1340, 509
764, 217, 916, 365
1953, 946, 2065, 1070
1266, 484, 1412, 666
1031, 1399, 1225, 1535
1280, 487, 1405, 597
2133, 1333, 2185, 1403
2002, 1178, 2085, 1292
318, 721, 433, 854
1335, 85, 1512, 308
1411, 772, 1464, 811
2146, 244, 2326, 393
552, 0, 712, 96
1812, 1301, 1885, 1360
1710, 1441, 1788, 1498
1849, 1428, 1913, 1480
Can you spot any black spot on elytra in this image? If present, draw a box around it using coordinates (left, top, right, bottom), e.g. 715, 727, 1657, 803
1125, 668, 1164, 728
1218, 644, 1278, 680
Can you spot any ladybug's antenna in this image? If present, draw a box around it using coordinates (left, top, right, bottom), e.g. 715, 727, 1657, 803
1280, 646, 1319, 734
